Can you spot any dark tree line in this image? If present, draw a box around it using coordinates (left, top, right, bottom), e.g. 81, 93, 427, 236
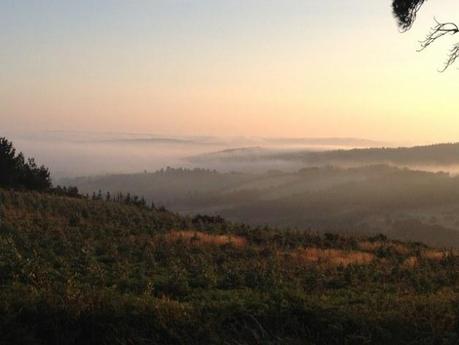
0, 137, 51, 191
88, 189, 171, 213
0, 137, 165, 209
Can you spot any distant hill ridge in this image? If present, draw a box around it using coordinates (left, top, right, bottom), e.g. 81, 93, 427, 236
286, 142, 459, 165
262, 136, 386, 147
192, 142, 459, 166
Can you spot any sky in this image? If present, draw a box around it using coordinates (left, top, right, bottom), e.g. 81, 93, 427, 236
1, 0, 459, 144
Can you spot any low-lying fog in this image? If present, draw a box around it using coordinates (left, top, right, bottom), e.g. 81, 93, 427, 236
6, 131, 391, 180
8, 130, 459, 247
7, 130, 459, 183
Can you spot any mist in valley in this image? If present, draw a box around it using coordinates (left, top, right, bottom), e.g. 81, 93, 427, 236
11, 130, 449, 248
8, 130, 459, 248
6, 130, 393, 179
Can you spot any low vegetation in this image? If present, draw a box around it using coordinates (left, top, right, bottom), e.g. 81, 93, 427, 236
0, 189, 458, 344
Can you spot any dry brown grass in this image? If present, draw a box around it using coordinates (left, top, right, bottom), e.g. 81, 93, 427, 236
402, 256, 419, 268
357, 241, 384, 252
422, 249, 447, 261
165, 230, 247, 248
291, 247, 374, 267
391, 243, 412, 255
358, 241, 411, 255
403, 250, 449, 268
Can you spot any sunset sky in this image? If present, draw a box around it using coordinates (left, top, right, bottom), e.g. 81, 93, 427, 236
2, 0, 459, 143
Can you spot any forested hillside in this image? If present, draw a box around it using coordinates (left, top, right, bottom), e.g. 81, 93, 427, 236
67, 165, 459, 247
0, 189, 458, 344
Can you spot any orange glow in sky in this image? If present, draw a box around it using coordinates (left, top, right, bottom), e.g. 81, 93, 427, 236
1, 0, 459, 143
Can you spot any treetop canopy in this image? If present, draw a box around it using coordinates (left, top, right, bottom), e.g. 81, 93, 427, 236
393, 0, 427, 30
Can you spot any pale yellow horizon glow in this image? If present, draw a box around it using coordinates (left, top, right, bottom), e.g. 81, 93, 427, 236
1, 1, 459, 145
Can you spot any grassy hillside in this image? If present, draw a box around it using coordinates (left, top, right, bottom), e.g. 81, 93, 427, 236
0, 189, 458, 344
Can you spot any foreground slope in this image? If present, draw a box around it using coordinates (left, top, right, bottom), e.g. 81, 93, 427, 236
0, 189, 458, 345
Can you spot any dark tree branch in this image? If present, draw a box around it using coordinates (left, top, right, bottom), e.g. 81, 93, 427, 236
392, 0, 459, 70
418, 19, 459, 71
443, 44, 459, 71
419, 19, 459, 50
